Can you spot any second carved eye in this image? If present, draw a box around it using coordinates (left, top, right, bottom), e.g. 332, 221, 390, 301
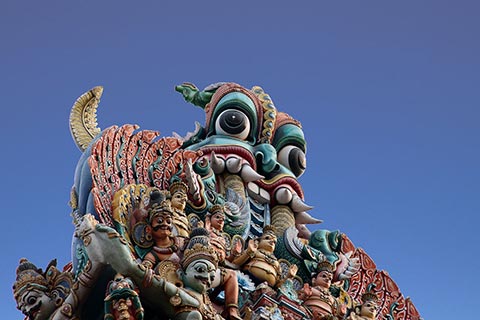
215, 109, 250, 140
277, 145, 306, 177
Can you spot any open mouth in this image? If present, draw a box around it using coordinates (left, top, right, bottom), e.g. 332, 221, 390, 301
194, 276, 211, 288
27, 301, 41, 320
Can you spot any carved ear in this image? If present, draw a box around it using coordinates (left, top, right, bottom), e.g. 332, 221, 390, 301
176, 268, 184, 279
204, 216, 211, 231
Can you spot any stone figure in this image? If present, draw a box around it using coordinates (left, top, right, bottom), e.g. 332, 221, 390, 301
346, 292, 379, 320
168, 181, 191, 238
142, 199, 183, 269
297, 261, 345, 320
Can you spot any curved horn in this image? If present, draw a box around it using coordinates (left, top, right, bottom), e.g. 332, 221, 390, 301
69, 86, 103, 152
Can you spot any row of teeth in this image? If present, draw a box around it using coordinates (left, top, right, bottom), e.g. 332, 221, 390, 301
209, 152, 322, 225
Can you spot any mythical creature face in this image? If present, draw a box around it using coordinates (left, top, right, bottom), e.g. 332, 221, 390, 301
171, 191, 187, 212
181, 259, 217, 294
313, 270, 333, 289
360, 301, 378, 319
183, 83, 314, 238
17, 288, 56, 320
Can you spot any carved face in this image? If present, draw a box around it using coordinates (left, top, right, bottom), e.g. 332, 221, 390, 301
210, 212, 225, 231
150, 213, 173, 239
313, 270, 333, 289
181, 259, 216, 294
258, 233, 277, 253
360, 301, 377, 319
171, 192, 187, 211
112, 298, 135, 320
185, 84, 310, 237
17, 288, 56, 320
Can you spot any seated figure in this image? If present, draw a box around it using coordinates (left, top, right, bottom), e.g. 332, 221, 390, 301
232, 225, 283, 287
297, 261, 345, 320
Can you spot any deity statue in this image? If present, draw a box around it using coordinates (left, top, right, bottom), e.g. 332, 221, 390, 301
297, 261, 345, 320
141, 197, 183, 269
168, 181, 191, 238
11, 82, 424, 320
104, 274, 144, 320
232, 225, 295, 288
204, 204, 243, 320
346, 292, 379, 320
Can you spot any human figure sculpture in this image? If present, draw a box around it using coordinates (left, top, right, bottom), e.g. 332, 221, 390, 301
104, 274, 144, 320
78, 213, 225, 320
13, 259, 67, 320
346, 292, 379, 320
141, 199, 183, 269
168, 181, 191, 238
232, 225, 285, 287
13, 256, 107, 320
204, 205, 242, 320
297, 261, 345, 320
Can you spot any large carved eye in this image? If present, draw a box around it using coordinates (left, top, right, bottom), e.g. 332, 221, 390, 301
215, 109, 250, 140
277, 145, 306, 177
27, 296, 37, 305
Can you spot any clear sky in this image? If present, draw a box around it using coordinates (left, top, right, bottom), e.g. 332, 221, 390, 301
1, 1, 478, 318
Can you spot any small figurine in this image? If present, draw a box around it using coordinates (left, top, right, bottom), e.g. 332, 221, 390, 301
346, 291, 379, 320
232, 225, 285, 287
78, 214, 224, 320
168, 181, 191, 238
297, 261, 345, 320
13, 258, 75, 320
104, 274, 144, 320
141, 199, 183, 269
205, 204, 242, 320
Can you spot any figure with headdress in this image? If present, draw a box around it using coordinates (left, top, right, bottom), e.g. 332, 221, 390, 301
204, 204, 243, 320
141, 197, 184, 270
297, 261, 345, 320
346, 291, 379, 320
168, 181, 192, 238
232, 225, 293, 288
104, 274, 144, 320
13, 259, 74, 320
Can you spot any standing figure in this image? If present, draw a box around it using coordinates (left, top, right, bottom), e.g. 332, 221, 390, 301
297, 261, 345, 320
168, 181, 191, 238
205, 205, 242, 320
346, 292, 379, 320
142, 200, 183, 269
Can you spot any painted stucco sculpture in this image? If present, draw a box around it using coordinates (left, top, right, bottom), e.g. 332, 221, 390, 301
13, 82, 422, 320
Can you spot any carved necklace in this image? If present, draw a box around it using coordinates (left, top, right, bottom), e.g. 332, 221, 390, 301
152, 239, 178, 254
258, 249, 277, 264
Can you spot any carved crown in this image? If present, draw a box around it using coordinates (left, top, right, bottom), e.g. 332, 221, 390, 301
169, 181, 188, 195
262, 225, 277, 237
316, 260, 335, 273
148, 200, 173, 222
13, 258, 49, 299
208, 204, 225, 217
181, 228, 218, 269
361, 291, 379, 304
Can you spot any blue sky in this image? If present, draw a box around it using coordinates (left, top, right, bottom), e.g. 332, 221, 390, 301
1, 1, 478, 318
